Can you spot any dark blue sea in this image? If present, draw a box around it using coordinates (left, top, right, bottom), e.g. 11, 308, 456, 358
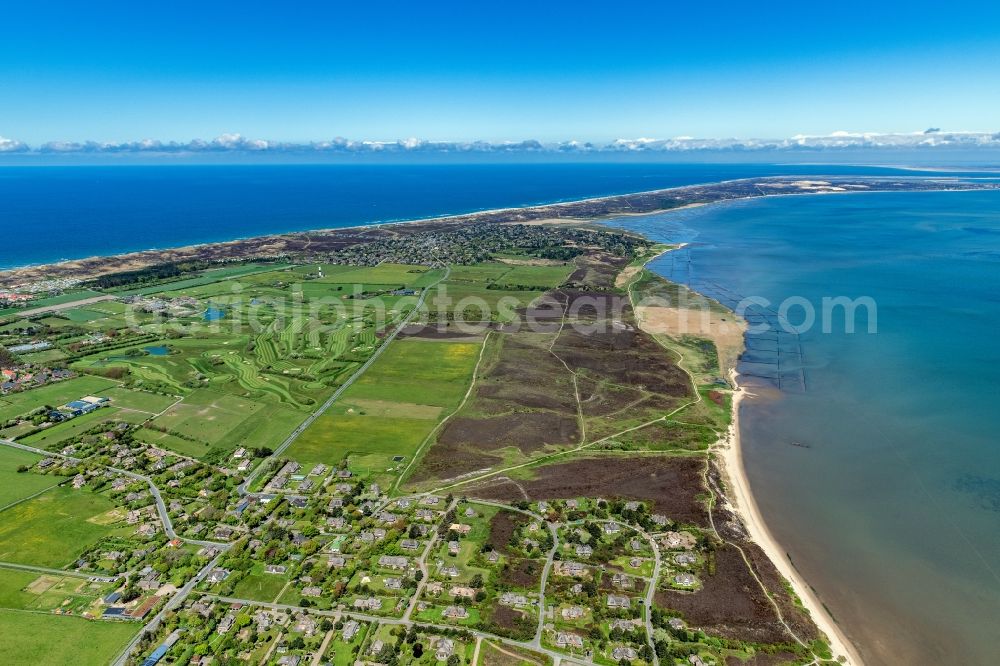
0, 162, 959, 270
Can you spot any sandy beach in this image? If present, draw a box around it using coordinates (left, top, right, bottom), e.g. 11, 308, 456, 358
719, 368, 864, 665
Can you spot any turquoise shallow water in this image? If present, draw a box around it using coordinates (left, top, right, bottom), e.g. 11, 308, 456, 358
613, 191, 1000, 665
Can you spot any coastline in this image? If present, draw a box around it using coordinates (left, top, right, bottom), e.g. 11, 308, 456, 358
2, 174, 995, 289
630, 232, 863, 664
719, 369, 863, 665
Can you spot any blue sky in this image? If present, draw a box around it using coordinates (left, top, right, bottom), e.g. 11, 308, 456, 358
3, 1, 1000, 144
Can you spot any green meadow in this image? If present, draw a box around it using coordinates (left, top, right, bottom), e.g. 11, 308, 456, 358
0, 487, 128, 568
0, 608, 138, 665
0, 448, 65, 509
286, 339, 481, 483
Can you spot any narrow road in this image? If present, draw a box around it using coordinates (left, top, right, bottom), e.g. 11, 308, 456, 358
312, 629, 336, 666
471, 636, 483, 666
239, 265, 450, 495
13, 294, 116, 318
0, 560, 114, 580
403, 496, 457, 622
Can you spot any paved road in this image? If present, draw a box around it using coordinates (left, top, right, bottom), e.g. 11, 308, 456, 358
402, 497, 457, 622
111, 552, 227, 666
238, 266, 450, 495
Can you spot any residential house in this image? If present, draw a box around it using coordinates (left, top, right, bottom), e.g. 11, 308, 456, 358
442, 605, 468, 619
555, 633, 584, 649
607, 594, 631, 609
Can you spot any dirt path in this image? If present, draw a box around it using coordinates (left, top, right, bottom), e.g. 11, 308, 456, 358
484, 640, 545, 666
312, 629, 335, 666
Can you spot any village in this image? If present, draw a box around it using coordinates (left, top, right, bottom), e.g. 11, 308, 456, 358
4, 429, 727, 666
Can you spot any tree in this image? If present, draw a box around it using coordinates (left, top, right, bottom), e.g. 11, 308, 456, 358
413, 643, 423, 658
447, 655, 461, 666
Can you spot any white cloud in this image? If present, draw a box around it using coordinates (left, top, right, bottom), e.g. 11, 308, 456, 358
0, 136, 29, 152
4, 131, 1000, 156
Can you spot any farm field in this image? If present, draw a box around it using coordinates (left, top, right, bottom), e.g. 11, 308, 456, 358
116, 262, 293, 296
285, 404, 432, 483
0, 447, 65, 509
0, 487, 128, 568
316, 263, 440, 286
0, 608, 139, 665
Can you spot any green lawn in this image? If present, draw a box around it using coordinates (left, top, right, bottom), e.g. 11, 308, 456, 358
230, 564, 290, 602
0, 448, 66, 509
0, 608, 138, 665
0, 487, 127, 568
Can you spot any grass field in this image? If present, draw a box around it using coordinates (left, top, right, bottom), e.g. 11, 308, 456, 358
230, 564, 290, 602
100, 387, 178, 414
0, 608, 138, 665
496, 263, 574, 288
286, 339, 481, 482
286, 405, 431, 480
0, 376, 119, 422
0, 568, 113, 614
132, 426, 211, 458
116, 263, 293, 297
344, 339, 480, 408
0, 289, 104, 318
317, 263, 439, 287
147, 388, 305, 460
0, 448, 65, 509
0, 487, 128, 568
